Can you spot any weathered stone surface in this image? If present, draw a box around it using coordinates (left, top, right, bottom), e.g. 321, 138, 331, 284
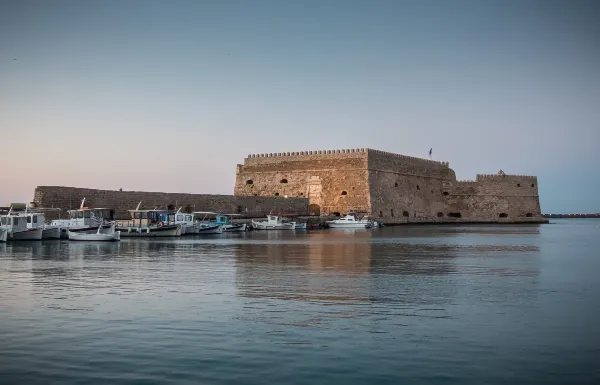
33, 186, 308, 221
235, 148, 546, 224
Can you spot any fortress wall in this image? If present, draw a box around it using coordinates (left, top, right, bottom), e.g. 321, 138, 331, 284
234, 150, 370, 215
33, 186, 308, 220
442, 174, 542, 221
242, 149, 368, 168
366, 149, 454, 179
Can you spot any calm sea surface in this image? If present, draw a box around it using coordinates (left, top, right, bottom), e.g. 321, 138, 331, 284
1, 219, 599, 384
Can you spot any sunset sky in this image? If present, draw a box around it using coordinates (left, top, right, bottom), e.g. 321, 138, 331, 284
1, 0, 598, 213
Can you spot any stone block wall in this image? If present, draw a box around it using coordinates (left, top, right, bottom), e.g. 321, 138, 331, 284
33, 186, 308, 221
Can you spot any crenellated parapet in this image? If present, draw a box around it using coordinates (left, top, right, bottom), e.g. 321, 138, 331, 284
246, 148, 369, 158
365, 148, 449, 168
476, 174, 538, 181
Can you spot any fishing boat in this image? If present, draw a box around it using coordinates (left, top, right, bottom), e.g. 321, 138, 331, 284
251, 215, 296, 230
326, 212, 373, 229
116, 202, 182, 237
0, 208, 43, 240
213, 213, 247, 232
192, 212, 224, 234
21, 211, 61, 239
0, 228, 7, 242
49, 198, 114, 238
172, 209, 196, 235
279, 214, 307, 230
67, 222, 120, 242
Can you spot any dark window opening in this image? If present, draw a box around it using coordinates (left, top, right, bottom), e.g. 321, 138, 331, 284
167, 204, 175, 211
447, 212, 462, 218
403, 211, 409, 217
341, 191, 347, 196
332, 212, 341, 217
391, 209, 394, 217
416, 185, 420, 190
280, 178, 288, 183
274, 193, 279, 196
237, 206, 243, 214
517, 183, 521, 187
379, 211, 383, 217
437, 212, 443, 218
531, 184, 535, 187
395, 182, 398, 187
499, 213, 508, 218
27, 216, 31, 223
526, 213, 533, 217
246, 180, 253, 185
299, 192, 303, 196
443, 191, 449, 196
253, 193, 258, 196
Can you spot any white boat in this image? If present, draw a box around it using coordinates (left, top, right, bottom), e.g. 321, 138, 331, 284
68, 222, 120, 242
0, 228, 7, 242
172, 209, 197, 235
20, 211, 61, 239
294, 222, 307, 230
326, 213, 373, 229
1, 209, 43, 241
50, 198, 115, 238
116, 202, 182, 237
251, 215, 296, 230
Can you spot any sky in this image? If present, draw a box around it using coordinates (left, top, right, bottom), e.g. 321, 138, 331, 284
0, 0, 598, 213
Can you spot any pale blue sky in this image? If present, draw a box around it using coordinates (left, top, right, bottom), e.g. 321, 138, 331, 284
1, 0, 598, 213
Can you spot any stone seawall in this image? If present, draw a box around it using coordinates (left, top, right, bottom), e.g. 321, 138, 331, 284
33, 186, 309, 220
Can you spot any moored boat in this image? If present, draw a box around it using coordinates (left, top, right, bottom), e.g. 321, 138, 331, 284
326, 213, 372, 229
214, 213, 247, 232
251, 215, 296, 230
0, 228, 7, 242
1, 210, 43, 240
20, 211, 61, 239
68, 222, 120, 242
192, 212, 224, 234
116, 202, 182, 237
50, 199, 115, 238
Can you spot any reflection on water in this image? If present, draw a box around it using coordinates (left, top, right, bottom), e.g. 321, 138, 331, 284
0, 221, 598, 384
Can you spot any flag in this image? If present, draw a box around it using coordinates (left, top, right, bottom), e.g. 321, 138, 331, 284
429, 148, 432, 157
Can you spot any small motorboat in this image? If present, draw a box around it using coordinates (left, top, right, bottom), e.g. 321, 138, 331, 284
326, 213, 373, 229
68, 222, 120, 242
252, 215, 296, 230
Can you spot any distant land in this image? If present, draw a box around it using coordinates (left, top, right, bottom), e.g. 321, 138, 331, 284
543, 214, 600, 218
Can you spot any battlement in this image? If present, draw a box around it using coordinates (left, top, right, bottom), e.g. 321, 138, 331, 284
476, 174, 537, 181
244, 147, 449, 169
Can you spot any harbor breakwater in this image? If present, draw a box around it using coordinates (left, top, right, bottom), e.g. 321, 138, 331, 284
33, 186, 309, 221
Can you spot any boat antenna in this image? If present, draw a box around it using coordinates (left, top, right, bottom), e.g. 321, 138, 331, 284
7, 205, 12, 216
135, 201, 142, 210
80, 198, 86, 209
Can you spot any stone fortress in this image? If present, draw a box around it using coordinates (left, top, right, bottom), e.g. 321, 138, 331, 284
33, 147, 546, 224
234, 148, 546, 224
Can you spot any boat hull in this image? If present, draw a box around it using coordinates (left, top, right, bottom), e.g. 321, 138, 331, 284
59, 225, 113, 239
294, 223, 307, 230
10, 228, 43, 241
223, 223, 247, 232
118, 225, 182, 237
42, 227, 61, 239
67, 231, 120, 242
197, 224, 223, 234
251, 221, 296, 230
326, 222, 371, 229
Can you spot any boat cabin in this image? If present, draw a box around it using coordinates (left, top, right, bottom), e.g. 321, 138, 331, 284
50, 207, 113, 228
0, 214, 29, 234
127, 209, 178, 227
23, 213, 46, 229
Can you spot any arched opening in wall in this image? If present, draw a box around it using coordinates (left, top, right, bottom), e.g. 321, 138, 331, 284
447, 212, 462, 218
391, 209, 394, 217
443, 191, 449, 196
531, 184, 535, 187
526, 213, 533, 217
332, 212, 341, 217
309, 204, 321, 216
379, 211, 383, 217
416, 185, 420, 190
280, 179, 288, 183
499, 213, 508, 218
246, 180, 253, 185
403, 210, 409, 217
299, 192, 304, 196
517, 183, 521, 187
395, 182, 398, 187
437, 212, 443, 218
274, 192, 279, 196
167, 204, 175, 211
341, 191, 347, 196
